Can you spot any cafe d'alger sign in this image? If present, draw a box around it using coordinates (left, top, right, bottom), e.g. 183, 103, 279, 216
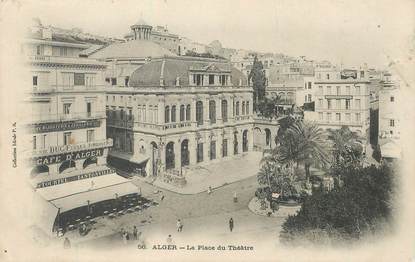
32, 148, 104, 166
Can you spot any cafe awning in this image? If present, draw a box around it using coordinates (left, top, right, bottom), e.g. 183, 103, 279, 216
30, 190, 60, 236
35, 171, 140, 213
50, 181, 139, 212
36, 171, 130, 201
109, 150, 149, 165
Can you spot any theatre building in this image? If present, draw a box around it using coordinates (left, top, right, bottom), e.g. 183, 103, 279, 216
105, 56, 253, 177
24, 22, 140, 235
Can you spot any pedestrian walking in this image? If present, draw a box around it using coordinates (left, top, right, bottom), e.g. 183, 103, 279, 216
133, 226, 138, 240
233, 192, 238, 203
137, 231, 142, 242
229, 218, 234, 232
166, 234, 173, 244
63, 237, 71, 249
177, 219, 183, 232
122, 231, 128, 245
207, 186, 212, 194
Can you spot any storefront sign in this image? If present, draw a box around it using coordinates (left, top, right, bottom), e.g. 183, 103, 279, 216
32, 139, 113, 157
32, 148, 104, 166
36, 168, 114, 188
340, 70, 357, 79
32, 119, 101, 133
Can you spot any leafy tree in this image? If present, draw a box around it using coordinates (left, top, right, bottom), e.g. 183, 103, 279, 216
257, 120, 329, 204
248, 55, 266, 111
372, 144, 382, 163
257, 96, 281, 119
258, 152, 304, 201
279, 121, 330, 182
327, 126, 363, 167
280, 164, 395, 245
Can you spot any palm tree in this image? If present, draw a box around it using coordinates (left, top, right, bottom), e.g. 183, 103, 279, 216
327, 126, 363, 165
279, 120, 330, 182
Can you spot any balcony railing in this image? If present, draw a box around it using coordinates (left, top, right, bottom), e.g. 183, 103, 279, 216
105, 85, 252, 94
31, 111, 107, 123
31, 84, 107, 94
27, 55, 107, 67
234, 115, 251, 121
32, 138, 113, 157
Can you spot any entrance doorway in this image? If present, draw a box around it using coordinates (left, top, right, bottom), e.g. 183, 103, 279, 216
181, 139, 189, 166
165, 142, 175, 170
242, 130, 248, 152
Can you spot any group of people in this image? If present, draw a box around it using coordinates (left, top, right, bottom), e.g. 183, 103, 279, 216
120, 226, 143, 245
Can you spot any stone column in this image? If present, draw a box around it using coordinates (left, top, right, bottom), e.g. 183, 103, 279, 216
214, 135, 219, 160
248, 128, 254, 151
204, 97, 210, 126
216, 97, 222, 125
159, 142, 166, 171
238, 130, 243, 154
204, 136, 210, 163
191, 97, 197, 125
49, 164, 59, 174
174, 140, 181, 172
188, 136, 197, 165
75, 159, 83, 170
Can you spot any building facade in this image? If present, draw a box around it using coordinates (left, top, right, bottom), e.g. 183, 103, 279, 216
304, 67, 371, 142
24, 22, 139, 235
105, 56, 254, 177
25, 22, 111, 178
378, 75, 401, 159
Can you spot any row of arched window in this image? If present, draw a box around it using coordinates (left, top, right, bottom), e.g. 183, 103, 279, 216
166, 100, 249, 125
165, 104, 191, 123
234, 101, 250, 116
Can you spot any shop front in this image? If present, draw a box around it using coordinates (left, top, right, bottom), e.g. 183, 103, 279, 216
32, 166, 149, 236
107, 151, 149, 177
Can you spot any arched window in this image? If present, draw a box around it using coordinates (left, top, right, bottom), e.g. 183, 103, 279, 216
235, 101, 240, 116
83, 157, 97, 169
59, 160, 76, 173
209, 100, 216, 124
246, 101, 250, 115
196, 101, 203, 126
242, 101, 246, 115
221, 100, 228, 122
186, 104, 191, 121
30, 165, 49, 178
165, 142, 175, 170
180, 105, 185, 122
171, 105, 176, 122
243, 130, 248, 152
165, 106, 170, 123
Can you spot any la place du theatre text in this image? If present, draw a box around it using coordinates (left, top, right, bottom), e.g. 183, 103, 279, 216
31, 148, 104, 166
150, 244, 254, 251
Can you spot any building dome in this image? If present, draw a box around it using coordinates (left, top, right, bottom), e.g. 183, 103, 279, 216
89, 40, 175, 60
133, 17, 149, 27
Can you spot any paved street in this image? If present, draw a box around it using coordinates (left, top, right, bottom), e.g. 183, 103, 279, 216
75, 175, 289, 250
153, 152, 263, 194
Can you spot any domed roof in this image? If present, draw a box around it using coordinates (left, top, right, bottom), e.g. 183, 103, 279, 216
129, 57, 248, 87
89, 40, 175, 60
131, 17, 151, 28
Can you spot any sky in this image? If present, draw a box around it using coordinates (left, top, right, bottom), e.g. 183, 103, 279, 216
15, 0, 415, 69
